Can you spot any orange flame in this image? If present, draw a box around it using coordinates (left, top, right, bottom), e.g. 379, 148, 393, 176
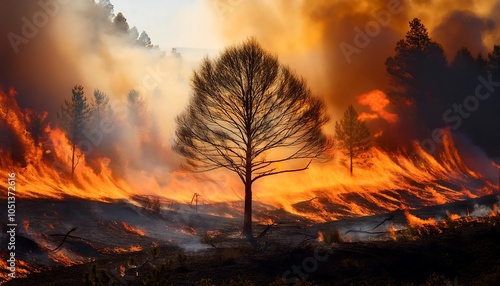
357, 89, 398, 123
0, 87, 496, 224
404, 210, 437, 228
113, 245, 143, 253
122, 222, 146, 236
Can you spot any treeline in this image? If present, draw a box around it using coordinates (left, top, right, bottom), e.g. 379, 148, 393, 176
0, 85, 164, 178
385, 18, 500, 156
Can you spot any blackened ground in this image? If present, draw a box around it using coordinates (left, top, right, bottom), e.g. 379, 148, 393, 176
5, 216, 500, 286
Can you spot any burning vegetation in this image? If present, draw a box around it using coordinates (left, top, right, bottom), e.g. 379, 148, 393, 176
1, 0, 500, 285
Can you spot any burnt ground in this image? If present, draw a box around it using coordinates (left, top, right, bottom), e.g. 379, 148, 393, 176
5, 216, 500, 286
0, 195, 500, 286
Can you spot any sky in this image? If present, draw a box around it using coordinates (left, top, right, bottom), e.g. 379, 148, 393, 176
112, 0, 224, 51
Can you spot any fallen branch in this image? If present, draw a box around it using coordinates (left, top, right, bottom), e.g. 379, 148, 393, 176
256, 222, 277, 239
48, 234, 89, 241
51, 227, 77, 252
346, 215, 394, 235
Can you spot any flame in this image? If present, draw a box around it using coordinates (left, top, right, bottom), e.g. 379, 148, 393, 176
0, 259, 36, 282
448, 213, 461, 221
357, 90, 398, 123
122, 222, 146, 236
317, 230, 324, 242
404, 210, 437, 228
112, 245, 143, 253
388, 224, 397, 241
490, 204, 498, 217
0, 87, 496, 224
119, 265, 126, 277
21, 219, 83, 267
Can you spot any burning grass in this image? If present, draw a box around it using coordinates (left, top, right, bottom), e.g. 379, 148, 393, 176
6, 214, 500, 286
121, 222, 146, 236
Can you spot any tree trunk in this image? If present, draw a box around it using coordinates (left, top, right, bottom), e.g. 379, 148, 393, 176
242, 180, 253, 239
71, 143, 75, 177
350, 152, 353, 174
243, 148, 257, 246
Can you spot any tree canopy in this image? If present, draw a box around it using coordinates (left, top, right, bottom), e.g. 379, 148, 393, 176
335, 105, 371, 174
174, 38, 331, 241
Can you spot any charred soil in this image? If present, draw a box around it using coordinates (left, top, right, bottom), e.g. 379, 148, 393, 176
4, 216, 500, 286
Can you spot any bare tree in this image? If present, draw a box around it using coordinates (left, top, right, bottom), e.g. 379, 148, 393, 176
335, 105, 371, 174
174, 39, 331, 242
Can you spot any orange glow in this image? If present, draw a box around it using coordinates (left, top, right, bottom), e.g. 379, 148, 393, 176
317, 230, 324, 242
388, 224, 397, 241
490, 204, 498, 217
357, 90, 398, 123
122, 222, 146, 236
0, 87, 496, 224
404, 210, 437, 228
448, 213, 461, 221
113, 245, 143, 253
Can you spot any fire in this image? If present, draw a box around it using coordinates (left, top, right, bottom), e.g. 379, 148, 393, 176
256, 129, 493, 222
122, 222, 146, 236
490, 204, 498, 217
112, 245, 143, 253
0, 86, 497, 224
357, 90, 398, 123
0, 259, 36, 282
388, 224, 397, 241
447, 213, 461, 221
317, 230, 324, 242
404, 210, 437, 228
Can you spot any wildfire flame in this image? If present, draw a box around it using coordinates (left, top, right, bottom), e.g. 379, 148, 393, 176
0, 86, 497, 221
122, 222, 146, 236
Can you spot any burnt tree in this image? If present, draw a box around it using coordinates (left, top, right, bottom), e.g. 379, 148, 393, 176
174, 39, 331, 242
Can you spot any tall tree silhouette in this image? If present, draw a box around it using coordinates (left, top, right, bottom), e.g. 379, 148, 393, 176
386, 18, 448, 135
25, 109, 49, 149
174, 39, 331, 242
59, 85, 92, 177
335, 105, 371, 174
113, 12, 129, 33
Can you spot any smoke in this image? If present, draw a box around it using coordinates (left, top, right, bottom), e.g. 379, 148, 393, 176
0, 0, 207, 199
0, 0, 498, 206
212, 0, 500, 123
433, 10, 495, 57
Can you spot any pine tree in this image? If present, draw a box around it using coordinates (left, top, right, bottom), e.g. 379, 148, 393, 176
335, 105, 371, 174
59, 85, 92, 177
25, 109, 49, 149
92, 89, 111, 127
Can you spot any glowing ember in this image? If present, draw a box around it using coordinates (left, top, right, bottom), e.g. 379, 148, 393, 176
113, 245, 143, 253
122, 222, 146, 236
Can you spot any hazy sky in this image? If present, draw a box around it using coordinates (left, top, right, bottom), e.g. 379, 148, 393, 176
112, 0, 224, 51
